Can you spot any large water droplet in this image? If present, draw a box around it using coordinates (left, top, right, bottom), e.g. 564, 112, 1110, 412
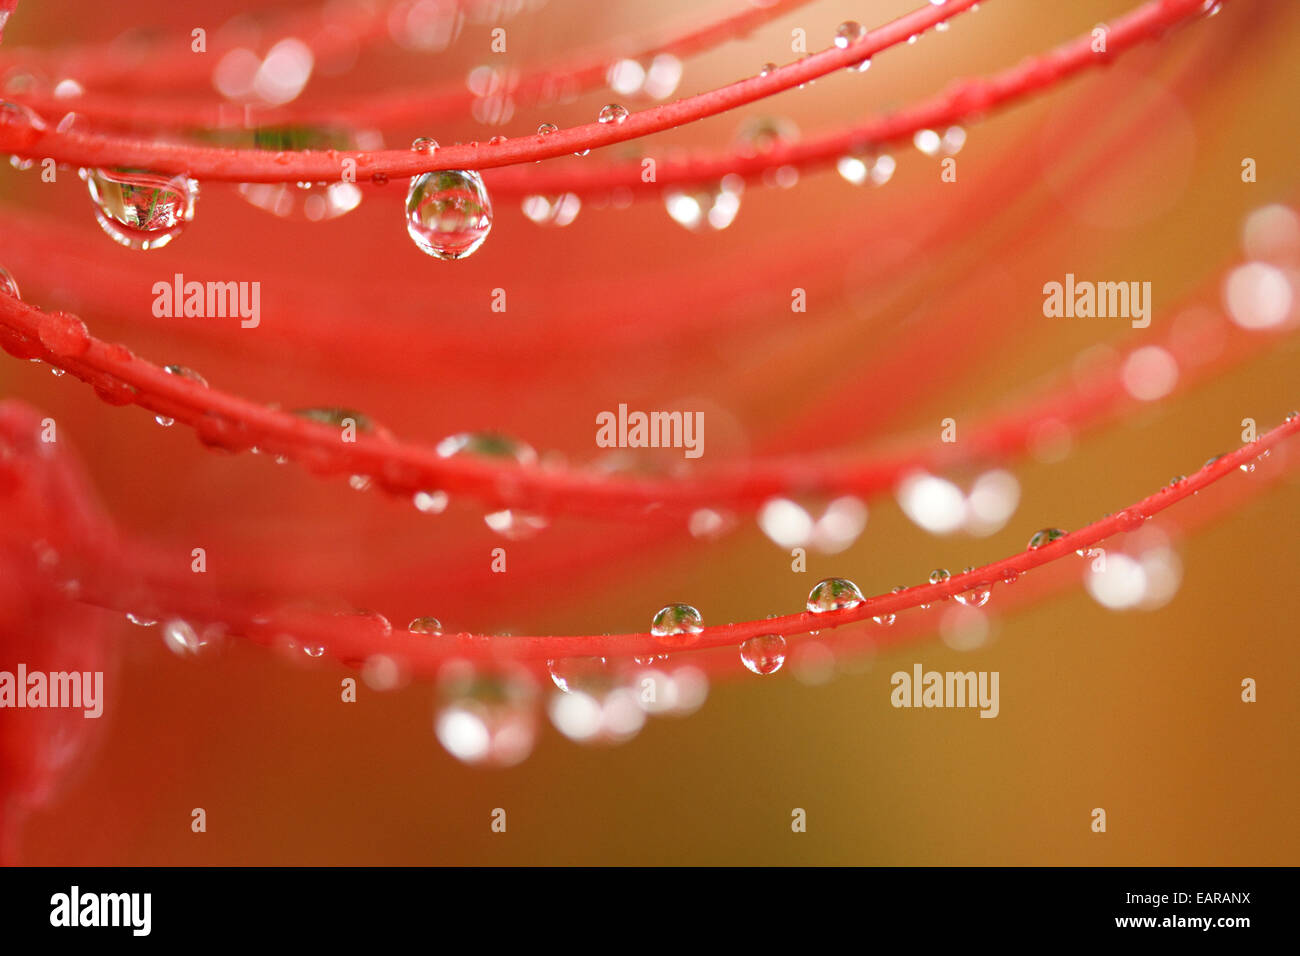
408, 616, 443, 634
83, 168, 198, 250
664, 175, 743, 231
546, 655, 608, 694
740, 634, 786, 675
651, 602, 703, 647
434, 662, 538, 767
953, 567, 991, 608
597, 103, 629, 125
548, 684, 645, 745
806, 577, 864, 613
833, 21, 871, 71
405, 169, 493, 260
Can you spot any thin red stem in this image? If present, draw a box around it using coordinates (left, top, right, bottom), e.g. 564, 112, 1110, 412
0, 0, 986, 181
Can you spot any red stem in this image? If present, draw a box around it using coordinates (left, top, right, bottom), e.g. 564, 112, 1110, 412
0, 0, 986, 181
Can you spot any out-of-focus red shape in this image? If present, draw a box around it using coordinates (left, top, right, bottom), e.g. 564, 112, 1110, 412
0, 401, 114, 863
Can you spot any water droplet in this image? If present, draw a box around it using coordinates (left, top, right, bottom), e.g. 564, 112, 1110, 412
0, 100, 47, 150
929, 568, 951, 585
833, 21, 871, 71
536, 122, 558, 138
913, 129, 942, 156
411, 136, 439, 153
161, 618, 207, 656
664, 175, 744, 231
834, 21, 865, 46
1223, 262, 1292, 330
1027, 528, 1068, 550
597, 103, 629, 125
155, 364, 205, 425
759, 62, 777, 77
1285, 410, 1299, 423
606, 58, 645, 97
873, 586, 905, 626
836, 152, 895, 187
126, 612, 157, 627
953, 567, 991, 608
687, 507, 735, 541
806, 577, 864, 614
0, 265, 20, 298
84, 168, 198, 250
405, 169, 493, 260
437, 433, 544, 535
408, 616, 443, 634
740, 634, 786, 675
1169, 474, 1187, 486
736, 115, 799, 155
521, 192, 581, 226
548, 684, 645, 745
293, 406, 376, 432
163, 364, 208, 387
361, 654, 405, 691
546, 655, 608, 694
897, 473, 966, 534
437, 431, 535, 465
302, 644, 325, 658
435, 662, 538, 767
1115, 510, 1145, 531
483, 508, 549, 539
651, 602, 704, 646
413, 489, 449, 514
